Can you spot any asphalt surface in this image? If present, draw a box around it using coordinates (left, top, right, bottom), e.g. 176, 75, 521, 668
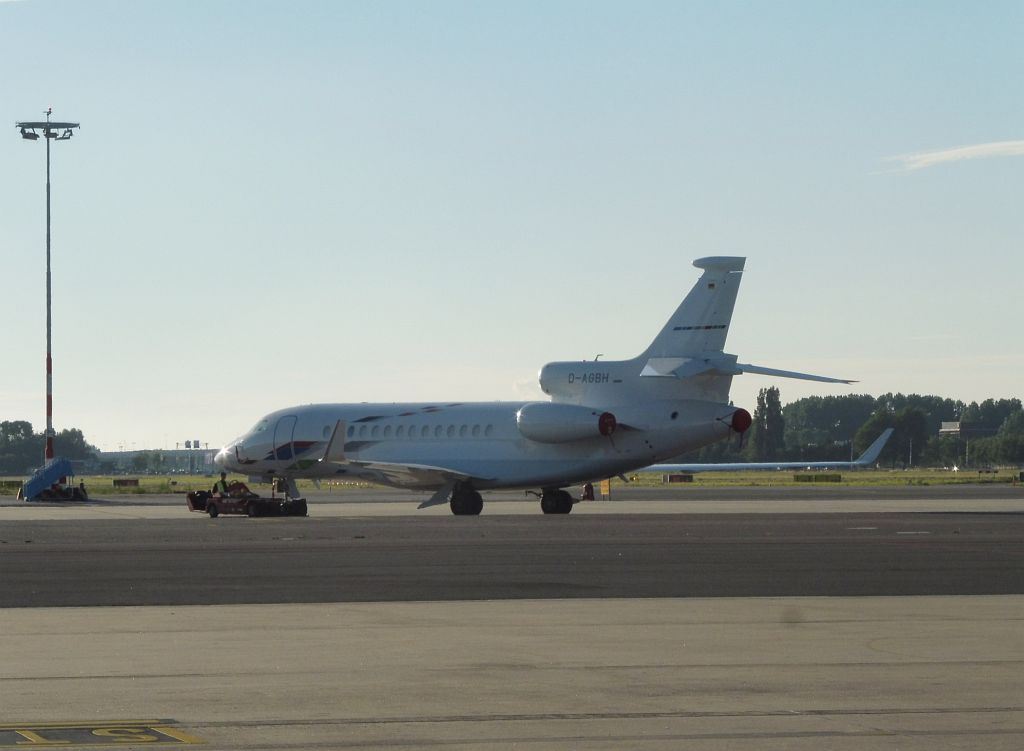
2, 511, 1022, 607
4, 487, 1024, 750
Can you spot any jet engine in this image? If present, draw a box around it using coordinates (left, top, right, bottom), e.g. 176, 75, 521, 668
516, 402, 617, 444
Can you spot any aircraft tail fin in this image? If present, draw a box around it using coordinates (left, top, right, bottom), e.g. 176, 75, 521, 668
854, 428, 894, 466
540, 255, 853, 407
640, 256, 745, 359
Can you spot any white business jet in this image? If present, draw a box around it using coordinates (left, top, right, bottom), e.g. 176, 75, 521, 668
214, 257, 853, 514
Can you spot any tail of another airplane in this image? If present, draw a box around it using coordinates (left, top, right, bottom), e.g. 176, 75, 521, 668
854, 428, 895, 466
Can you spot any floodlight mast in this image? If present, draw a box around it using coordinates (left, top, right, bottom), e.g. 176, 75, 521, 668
15, 108, 80, 461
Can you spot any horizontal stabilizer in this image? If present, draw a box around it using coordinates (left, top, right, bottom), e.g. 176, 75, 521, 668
640, 355, 854, 384
734, 362, 856, 384
640, 357, 711, 378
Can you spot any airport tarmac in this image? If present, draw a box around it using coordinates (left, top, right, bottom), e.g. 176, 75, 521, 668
1, 485, 1022, 749
1, 481, 1021, 519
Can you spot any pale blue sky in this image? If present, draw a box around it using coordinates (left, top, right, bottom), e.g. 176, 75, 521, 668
2, 0, 1022, 451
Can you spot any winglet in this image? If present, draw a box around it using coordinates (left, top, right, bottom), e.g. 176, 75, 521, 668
854, 428, 894, 466
318, 419, 347, 463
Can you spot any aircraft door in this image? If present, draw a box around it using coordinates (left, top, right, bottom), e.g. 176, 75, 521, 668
273, 415, 298, 461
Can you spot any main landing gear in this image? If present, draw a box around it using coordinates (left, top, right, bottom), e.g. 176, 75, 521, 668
446, 484, 574, 515
540, 488, 574, 515
449, 484, 484, 515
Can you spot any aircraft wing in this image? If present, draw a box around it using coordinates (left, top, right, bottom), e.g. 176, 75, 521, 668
342, 460, 482, 489
646, 429, 893, 473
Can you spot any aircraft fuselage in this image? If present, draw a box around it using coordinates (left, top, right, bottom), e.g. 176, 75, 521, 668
216, 398, 735, 491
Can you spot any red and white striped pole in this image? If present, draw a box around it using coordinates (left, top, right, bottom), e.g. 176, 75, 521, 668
16, 109, 79, 463
44, 108, 54, 460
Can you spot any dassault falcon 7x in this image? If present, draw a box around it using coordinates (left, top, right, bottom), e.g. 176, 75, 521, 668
214, 257, 854, 514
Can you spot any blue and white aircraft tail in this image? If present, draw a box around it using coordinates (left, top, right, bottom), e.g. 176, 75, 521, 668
215, 257, 855, 514
646, 428, 894, 474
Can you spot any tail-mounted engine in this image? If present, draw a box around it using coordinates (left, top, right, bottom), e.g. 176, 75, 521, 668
516, 402, 617, 444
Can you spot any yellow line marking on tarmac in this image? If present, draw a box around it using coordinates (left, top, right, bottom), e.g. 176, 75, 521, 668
0, 721, 201, 747
150, 726, 204, 744
0, 723, 163, 730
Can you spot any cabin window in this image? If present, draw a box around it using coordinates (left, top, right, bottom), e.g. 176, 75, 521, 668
383, 425, 392, 437
459, 425, 468, 438
446, 425, 455, 438
484, 425, 494, 437
472, 425, 480, 437
359, 425, 368, 438
347, 426, 355, 438
421, 426, 430, 438
396, 425, 405, 438
322, 425, 332, 439
371, 426, 380, 437
434, 425, 443, 438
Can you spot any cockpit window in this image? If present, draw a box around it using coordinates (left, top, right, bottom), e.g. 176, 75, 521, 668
230, 418, 269, 447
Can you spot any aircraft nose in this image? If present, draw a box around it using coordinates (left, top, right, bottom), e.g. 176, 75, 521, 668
214, 446, 231, 469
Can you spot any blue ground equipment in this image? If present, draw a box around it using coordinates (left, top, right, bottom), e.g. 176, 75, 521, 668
20, 457, 74, 501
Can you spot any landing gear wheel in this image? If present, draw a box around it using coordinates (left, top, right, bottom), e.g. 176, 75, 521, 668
247, 502, 259, 517
540, 489, 574, 514
207, 503, 219, 518
449, 487, 483, 515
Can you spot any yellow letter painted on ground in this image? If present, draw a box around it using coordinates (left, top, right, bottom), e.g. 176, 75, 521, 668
92, 727, 159, 742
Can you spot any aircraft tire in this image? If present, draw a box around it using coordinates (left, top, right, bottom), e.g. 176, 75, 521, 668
207, 503, 219, 518
541, 490, 574, 514
450, 489, 483, 516
247, 502, 259, 518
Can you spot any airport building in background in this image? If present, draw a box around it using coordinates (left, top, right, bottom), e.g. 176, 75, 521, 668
93, 446, 218, 474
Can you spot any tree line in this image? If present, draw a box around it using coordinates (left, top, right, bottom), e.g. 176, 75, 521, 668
690, 389, 1024, 467
0, 421, 99, 475
4, 391, 1024, 474
0, 422, 192, 475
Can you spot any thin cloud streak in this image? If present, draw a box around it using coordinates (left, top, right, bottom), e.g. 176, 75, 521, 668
883, 140, 1024, 172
